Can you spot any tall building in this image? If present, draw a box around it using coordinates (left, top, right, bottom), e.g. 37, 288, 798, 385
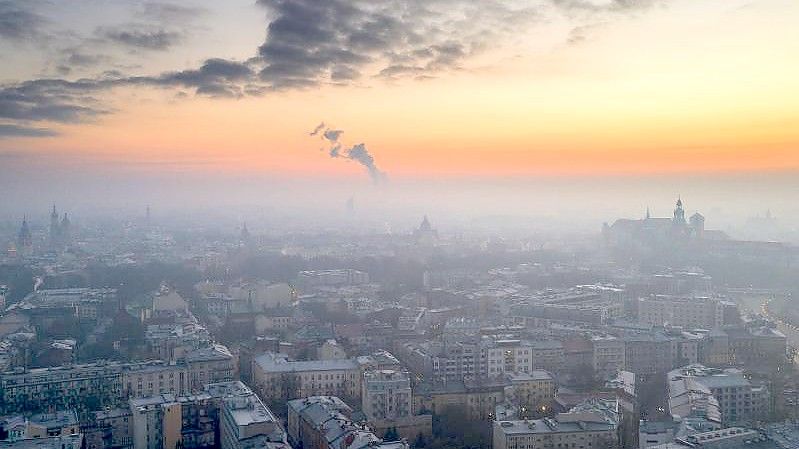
361, 370, 412, 422
206, 381, 289, 449
130, 395, 182, 449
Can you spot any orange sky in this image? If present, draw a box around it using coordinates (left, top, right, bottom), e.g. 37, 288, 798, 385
3, 0, 799, 179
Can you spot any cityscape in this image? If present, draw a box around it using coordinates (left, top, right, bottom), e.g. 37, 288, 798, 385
2, 1, 799, 449
1, 200, 799, 449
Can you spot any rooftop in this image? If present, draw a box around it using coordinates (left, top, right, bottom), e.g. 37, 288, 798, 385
495, 418, 615, 436
254, 352, 358, 373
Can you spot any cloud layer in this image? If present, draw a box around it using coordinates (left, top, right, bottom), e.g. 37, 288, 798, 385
0, 0, 668, 136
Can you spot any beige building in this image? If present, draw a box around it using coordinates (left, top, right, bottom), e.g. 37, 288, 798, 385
253, 352, 362, 401
414, 378, 506, 421
26, 410, 80, 439
184, 344, 236, 391
123, 363, 189, 398
637, 295, 724, 329
130, 395, 182, 449
507, 371, 556, 410
592, 336, 626, 381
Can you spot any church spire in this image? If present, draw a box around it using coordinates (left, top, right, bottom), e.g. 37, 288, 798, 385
673, 196, 686, 225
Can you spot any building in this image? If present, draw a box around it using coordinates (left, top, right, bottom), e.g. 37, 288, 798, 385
636, 296, 724, 329
395, 337, 559, 382
122, 362, 189, 399
19, 288, 117, 322
229, 282, 293, 311
412, 372, 554, 422
0, 411, 80, 442
287, 396, 408, 449
361, 370, 412, 422
649, 427, 778, 449
493, 416, 617, 449
86, 381, 282, 449
0, 361, 125, 414
667, 364, 769, 426
129, 395, 182, 449
592, 336, 626, 381
144, 320, 211, 361
623, 333, 675, 379
15, 219, 32, 257
206, 381, 289, 449
26, 411, 79, 439
184, 344, 236, 391
360, 369, 432, 441
286, 396, 351, 447
0, 351, 235, 415
0, 434, 83, 449
83, 408, 133, 449
296, 270, 369, 289
507, 371, 557, 411
252, 352, 362, 401
725, 325, 787, 370
318, 340, 347, 360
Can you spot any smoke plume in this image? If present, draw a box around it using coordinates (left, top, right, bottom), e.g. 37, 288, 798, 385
309, 123, 386, 183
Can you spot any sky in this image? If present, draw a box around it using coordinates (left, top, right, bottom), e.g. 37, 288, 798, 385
1, 0, 799, 223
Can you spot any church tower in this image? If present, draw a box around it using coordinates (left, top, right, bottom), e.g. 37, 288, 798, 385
49, 205, 61, 247
17, 217, 33, 256
60, 213, 71, 244
673, 197, 686, 226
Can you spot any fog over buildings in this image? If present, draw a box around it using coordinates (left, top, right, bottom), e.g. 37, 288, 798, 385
3, 1, 799, 449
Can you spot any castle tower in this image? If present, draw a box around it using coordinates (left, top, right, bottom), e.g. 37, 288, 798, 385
690, 212, 705, 238
673, 197, 686, 226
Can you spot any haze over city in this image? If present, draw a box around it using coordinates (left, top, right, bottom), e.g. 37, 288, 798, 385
2, 2, 799, 449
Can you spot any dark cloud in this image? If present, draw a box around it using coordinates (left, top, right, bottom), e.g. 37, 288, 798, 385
140, 58, 256, 98
0, 78, 111, 124
98, 25, 182, 50
0, 123, 58, 138
0, 57, 255, 130
0, 0, 672, 136
253, 0, 538, 89
54, 49, 113, 75
0, 0, 45, 41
